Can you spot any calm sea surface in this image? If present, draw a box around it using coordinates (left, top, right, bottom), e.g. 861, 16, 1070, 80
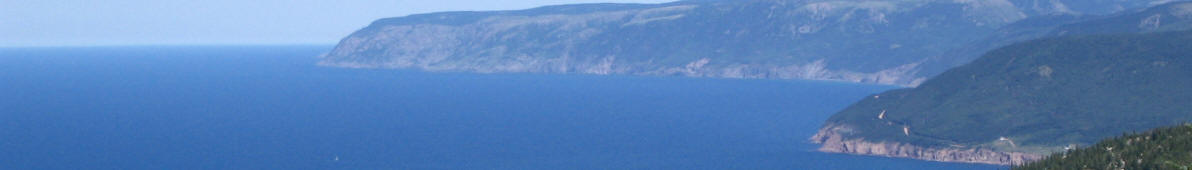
0, 46, 1002, 169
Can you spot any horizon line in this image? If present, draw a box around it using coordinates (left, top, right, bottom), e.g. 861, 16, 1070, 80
0, 43, 339, 48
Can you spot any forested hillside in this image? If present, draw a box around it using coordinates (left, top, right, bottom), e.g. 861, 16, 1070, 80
814, 29, 1192, 163
1015, 124, 1192, 170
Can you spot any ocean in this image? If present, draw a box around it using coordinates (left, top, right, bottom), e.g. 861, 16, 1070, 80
0, 46, 1002, 169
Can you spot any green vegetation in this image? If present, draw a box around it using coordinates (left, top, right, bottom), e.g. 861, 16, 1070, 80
1014, 124, 1192, 170
327, 0, 1175, 86
924, 1, 1192, 82
823, 29, 1192, 152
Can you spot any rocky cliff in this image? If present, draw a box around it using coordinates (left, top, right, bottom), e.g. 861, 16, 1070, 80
812, 124, 1044, 165
321, 0, 1168, 86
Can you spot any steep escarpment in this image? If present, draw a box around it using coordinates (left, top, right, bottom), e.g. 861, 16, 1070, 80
814, 26, 1192, 164
321, 0, 1168, 86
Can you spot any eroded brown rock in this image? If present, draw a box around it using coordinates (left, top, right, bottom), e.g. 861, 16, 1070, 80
810, 125, 1044, 165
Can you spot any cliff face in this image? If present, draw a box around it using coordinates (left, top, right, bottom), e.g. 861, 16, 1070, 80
321, 0, 1168, 86
811, 124, 1043, 165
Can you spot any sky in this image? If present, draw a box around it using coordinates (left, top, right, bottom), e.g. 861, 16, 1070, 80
0, 0, 675, 47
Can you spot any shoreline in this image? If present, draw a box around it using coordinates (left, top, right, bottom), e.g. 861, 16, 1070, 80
317, 59, 924, 87
810, 125, 1044, 165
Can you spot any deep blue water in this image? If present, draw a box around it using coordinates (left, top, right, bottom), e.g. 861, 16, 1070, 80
0, 46, 1003, 169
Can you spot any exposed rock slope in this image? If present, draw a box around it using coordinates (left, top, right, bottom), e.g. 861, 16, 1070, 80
813, 124, 1043, 165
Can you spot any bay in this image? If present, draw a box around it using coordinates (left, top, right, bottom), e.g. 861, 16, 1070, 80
0, 46, 1001, 169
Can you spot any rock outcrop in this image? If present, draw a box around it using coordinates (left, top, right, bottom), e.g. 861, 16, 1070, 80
811, 124, 1043, 165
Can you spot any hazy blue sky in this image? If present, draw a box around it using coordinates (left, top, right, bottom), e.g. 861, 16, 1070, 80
1, 0, 675, 47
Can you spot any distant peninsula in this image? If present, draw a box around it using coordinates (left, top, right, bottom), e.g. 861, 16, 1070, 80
320, 0, 1165, 86
319, 0, 1192, 165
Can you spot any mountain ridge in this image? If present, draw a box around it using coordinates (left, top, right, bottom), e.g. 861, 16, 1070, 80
320, 0, 1170, 86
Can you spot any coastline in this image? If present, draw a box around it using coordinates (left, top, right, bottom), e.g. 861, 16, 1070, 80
317, 59, 925, 87
810, 125, 1044, 165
